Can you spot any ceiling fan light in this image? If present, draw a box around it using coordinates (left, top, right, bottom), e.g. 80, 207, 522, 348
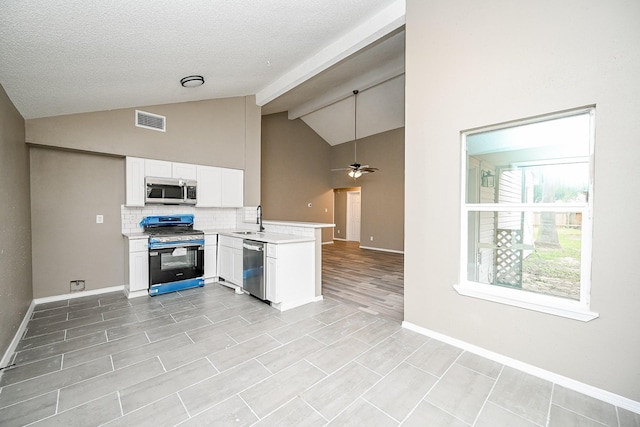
348, 170, 362, 178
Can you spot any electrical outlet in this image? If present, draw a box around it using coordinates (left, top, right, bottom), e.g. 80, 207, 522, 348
370, 236, 374, 241
337, 230, 340, 234
70, 280, 85, 292
96, 214, 104, 224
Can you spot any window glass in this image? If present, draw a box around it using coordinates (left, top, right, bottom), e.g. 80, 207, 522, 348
461, 108, 594, 316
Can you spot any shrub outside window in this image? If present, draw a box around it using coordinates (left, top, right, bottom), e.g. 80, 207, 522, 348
455, 108, 598, 321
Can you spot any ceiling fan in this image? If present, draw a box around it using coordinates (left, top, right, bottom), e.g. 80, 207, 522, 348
331, 89, 379, 179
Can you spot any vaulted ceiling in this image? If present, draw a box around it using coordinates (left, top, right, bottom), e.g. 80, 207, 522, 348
0, 0, 405, 144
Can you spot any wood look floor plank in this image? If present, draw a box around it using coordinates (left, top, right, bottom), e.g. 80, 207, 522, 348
322, 241, 404, 322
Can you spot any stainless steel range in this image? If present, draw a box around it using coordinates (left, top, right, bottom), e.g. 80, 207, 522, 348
141, 214, 205, 296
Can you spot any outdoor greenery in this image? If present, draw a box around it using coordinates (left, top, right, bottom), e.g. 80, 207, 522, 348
522, 226, 582, 300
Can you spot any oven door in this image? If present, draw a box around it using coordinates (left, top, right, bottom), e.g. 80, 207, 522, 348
149, 242, 204, 287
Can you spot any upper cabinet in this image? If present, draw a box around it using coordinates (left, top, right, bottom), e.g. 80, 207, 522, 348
126, 157, 146, 206
125, 156, 243, 207
144, 159, 172, 178
196, 165, 244, 207
145, 159, 197, 180
172, 162, 197, 180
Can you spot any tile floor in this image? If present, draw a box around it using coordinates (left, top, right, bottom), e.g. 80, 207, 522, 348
0, 284, 638, 426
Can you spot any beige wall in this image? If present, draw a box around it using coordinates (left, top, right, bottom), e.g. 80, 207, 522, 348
30, 148, 125, 298
261, 113, 334, 242
332, 128, 405, 252
0, 85, 32, 357
26, 96, 262, 205
405, 0, 640, 401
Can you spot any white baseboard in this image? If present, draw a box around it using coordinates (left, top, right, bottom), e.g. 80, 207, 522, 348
0, 300, 36, 372
33, 285, 124, 305
333, 237, 347, 241
402, 321, 640, 415
359, 245, 404, 254
322, 241, 334, 245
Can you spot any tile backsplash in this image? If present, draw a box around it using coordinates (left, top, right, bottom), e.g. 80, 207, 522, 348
121, 205, 239, 234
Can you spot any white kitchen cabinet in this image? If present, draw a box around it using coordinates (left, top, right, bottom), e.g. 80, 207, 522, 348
266, 241, 315, 310
172, 162, 197, 180
218, 235, 243, 286
125, 157, 145, 207
204, 234, 218, 283
145, 159, 172, 178
266, 255, 278, 302
196, 165, 222, 207
221, 168, 244, 207
125, 237, 149, 298
196, 165, 244, 207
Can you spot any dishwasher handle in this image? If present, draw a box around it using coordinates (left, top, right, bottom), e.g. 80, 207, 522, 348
243, 243, 263, 251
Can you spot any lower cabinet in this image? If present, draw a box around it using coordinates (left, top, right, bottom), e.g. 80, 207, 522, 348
266, 255, 278, 302
218, 235, 243, 286
204, 234, 218, 283
265, 241, 315, 310
125, 237, 149, 298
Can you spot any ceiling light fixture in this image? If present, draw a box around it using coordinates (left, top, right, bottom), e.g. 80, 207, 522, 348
180, 75, 205, 88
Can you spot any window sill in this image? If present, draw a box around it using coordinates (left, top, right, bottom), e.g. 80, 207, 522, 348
453, 282, 599, 322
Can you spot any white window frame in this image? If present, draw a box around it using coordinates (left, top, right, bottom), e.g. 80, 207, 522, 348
454, 107, 599, 322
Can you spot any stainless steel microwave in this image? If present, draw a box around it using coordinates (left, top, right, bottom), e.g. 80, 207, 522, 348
145, 177, 197, 205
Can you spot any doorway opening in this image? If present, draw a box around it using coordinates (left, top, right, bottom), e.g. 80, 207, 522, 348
332, 187, 361, 242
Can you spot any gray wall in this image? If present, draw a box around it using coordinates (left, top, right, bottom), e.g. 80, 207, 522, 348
0, 84, 32, 357
30, 148, 125, 298
331, 128, 405, 252
261, 113, 335, 242
405, 0, 640, 401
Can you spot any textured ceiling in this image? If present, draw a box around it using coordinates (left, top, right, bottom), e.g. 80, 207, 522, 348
0, 0, 405, 143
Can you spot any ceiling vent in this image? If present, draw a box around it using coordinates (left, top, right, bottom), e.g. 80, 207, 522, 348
135, 110, 166, 132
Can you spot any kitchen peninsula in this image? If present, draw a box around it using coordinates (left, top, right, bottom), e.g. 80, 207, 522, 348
124, 218, 334, 312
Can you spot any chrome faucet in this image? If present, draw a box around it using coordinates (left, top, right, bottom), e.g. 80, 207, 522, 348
257, 205, 265, 232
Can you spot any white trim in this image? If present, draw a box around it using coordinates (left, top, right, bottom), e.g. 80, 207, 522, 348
33, 285, 124, 305
0, 300, 36, 372
453, 282, 599, 322
402, 321, 640, 415
359, 245, 404, 254
322, 241, 335, 246
333, 237, 348, 242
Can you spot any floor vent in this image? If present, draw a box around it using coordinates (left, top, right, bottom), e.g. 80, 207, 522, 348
135, 110, 166, 132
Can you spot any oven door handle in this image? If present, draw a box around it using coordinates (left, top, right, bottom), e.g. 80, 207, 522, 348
243, 243, 263, 251
148, 241, 204, 250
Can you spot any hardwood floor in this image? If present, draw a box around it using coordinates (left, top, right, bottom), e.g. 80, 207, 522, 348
322, 240, 404, 322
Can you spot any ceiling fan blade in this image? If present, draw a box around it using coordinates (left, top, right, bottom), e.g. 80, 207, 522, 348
331, 168, 351, 171
360, 167, 378, 173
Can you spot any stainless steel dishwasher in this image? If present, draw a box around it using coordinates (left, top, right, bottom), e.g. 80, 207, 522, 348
243, 239, 266, 299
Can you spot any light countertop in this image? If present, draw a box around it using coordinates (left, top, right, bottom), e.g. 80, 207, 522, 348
123, 229, 315, 244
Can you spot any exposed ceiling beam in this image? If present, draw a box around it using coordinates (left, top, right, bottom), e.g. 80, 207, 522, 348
254, 0, 405, 106
287, 59, 404, 120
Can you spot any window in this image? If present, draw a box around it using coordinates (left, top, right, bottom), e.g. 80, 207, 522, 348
455, 108, 598, 321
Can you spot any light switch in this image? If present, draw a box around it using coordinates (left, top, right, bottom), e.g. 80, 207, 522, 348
96, 215, 104, 224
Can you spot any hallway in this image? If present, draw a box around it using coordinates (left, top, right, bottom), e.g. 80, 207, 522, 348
322, 240, 404, 322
